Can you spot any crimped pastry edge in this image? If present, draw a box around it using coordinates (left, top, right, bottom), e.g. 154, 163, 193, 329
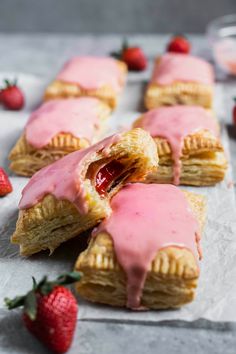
44, 61, 127, 109
75, 190, 206, 309
11, 128, 159, 256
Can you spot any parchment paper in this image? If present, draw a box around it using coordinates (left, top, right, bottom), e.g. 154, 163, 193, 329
0, 74, 236, 323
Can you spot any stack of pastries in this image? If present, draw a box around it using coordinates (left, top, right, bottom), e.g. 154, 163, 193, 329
10, 52, 227, 311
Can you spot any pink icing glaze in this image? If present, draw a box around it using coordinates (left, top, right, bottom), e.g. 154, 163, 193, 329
93, 183, 201, 309
57, 56, 123, 92
25, 98, 102, 148
135, 106, 219, 185
151, 53, 214, 85
19, 133, 121, 213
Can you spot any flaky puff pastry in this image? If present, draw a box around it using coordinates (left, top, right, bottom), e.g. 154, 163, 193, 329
44, 61, 127, 109
145, 57, 213, 110
133, 113, 227, 186
75, 191, 206, 309
150, 131, 227, 186
11, 128, 158, 256
8, 101, 110, 177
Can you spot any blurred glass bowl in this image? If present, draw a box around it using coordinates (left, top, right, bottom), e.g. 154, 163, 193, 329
207, 14, 236, 76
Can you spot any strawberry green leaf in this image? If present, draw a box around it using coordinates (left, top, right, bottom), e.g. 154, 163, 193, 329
40, 282, 54, 296
110, 51, 121, 59
32, 276, 37, 290
56, 271, 82, 285
4, 295, 25, 309
24, 290, 37, 321
36, 275, 47, 290
122, 38, 129, 51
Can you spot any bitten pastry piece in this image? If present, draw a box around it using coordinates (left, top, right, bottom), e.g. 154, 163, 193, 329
75, 183, 205, 310
9, 98, 110, 177
133, 106, 227, 186
11, 128, 158, 256
44, 56, 127, 109
145, 53, 214, 109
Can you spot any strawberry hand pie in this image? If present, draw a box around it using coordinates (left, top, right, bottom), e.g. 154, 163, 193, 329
75, 183, 205, 310
11, 128, 158, 256
44, 56, 127, 109
9, 98, 110, 177
145, 53, 214, 109
133, 106, 227, 186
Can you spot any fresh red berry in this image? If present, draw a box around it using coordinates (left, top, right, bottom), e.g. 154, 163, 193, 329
233, 98, 236, 125
5, 272, 81, 354
0, 167, 13, 196
0, 79, 24, 110
167, 35, 191, 54
23, 286, 78, 354
111, 41, 147, 71
122, 47, 147, 71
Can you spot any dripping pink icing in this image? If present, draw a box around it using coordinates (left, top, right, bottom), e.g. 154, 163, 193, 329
93, 183, 201, 309
57, 56, 123, 92
19, 133, 121, 214
25, 98, 102, 148
135, 105, 219, 185
151, 53, 214, 86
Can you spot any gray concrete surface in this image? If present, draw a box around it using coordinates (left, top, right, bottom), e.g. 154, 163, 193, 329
0, 34, 236, 354
0, 0, 235, 33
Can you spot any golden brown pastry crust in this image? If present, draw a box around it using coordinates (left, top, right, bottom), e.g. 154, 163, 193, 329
8, 102, 111, 177
145, 82, 213, 110
149, 132, 227, 186
75, 191, 206, 309
133, 115, 227, 186
145, 58, 213, 109
11, 128, 158, 256
44, 61, 127, 109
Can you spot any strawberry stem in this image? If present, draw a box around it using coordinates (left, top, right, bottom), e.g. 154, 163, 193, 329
110, 38, 130, 59
2, 78, 18, 90
122, 38, 129, 51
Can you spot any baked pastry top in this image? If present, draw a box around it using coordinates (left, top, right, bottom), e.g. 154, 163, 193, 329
9, 98, 110, 176
75, 183, 206, 310
44, 56, 127, 109
151, 53, 214, 86
11, 128, 158, 256
145, 53, 214, 109
133, 105, 227, 186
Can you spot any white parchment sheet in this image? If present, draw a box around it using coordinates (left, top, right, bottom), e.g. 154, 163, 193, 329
0, 74, 236, 323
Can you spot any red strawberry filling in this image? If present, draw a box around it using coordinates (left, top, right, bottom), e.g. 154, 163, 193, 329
95, 160, 124, 196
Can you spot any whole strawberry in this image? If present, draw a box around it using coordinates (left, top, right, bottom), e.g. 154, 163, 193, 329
5, 272, 81, 353
111, 40, 147, 71
0, 167, 13, 196
167, 35, 191, 54
233, 97, 236, 125
0, 79, 24, 110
